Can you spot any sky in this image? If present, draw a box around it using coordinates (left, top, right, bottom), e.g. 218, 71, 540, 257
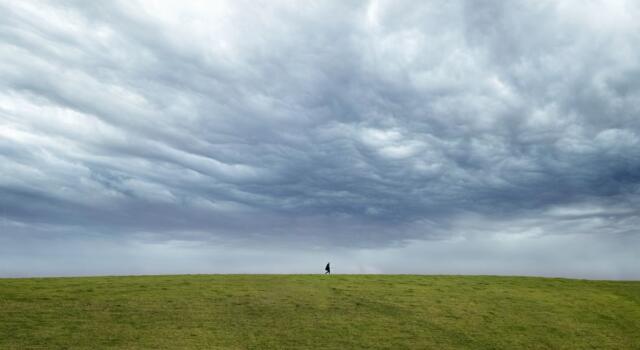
1, 0, 639, 279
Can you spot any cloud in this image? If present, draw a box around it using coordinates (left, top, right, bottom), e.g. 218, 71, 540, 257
1, 0, 639, 277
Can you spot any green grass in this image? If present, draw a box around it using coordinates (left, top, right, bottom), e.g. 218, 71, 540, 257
0, 275, 639, 349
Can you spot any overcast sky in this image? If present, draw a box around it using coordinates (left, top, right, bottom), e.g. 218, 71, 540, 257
1, 0, 639, 279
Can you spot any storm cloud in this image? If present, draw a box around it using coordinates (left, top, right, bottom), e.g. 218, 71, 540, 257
1, 0, 639, 278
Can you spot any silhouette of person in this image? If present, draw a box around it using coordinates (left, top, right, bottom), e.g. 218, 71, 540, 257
325, 262, 331, 274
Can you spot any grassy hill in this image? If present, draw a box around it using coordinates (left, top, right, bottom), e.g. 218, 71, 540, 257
0, 274, 638, 349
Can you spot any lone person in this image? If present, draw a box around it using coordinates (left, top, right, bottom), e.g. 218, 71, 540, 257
325, 262, 331, 274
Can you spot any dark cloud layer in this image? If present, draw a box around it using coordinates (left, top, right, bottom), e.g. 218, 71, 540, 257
1, 0, 639, 277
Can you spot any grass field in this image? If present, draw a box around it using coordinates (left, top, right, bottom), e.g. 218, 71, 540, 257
1, 274, 639, 349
